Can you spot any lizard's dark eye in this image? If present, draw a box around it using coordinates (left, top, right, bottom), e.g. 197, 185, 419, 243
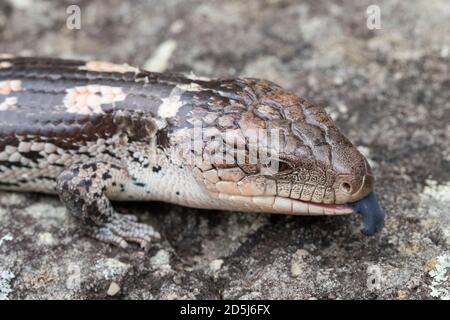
261, 159, 293, 175
278, 161, 292, 173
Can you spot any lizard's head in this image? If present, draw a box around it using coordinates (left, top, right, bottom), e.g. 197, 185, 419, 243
170, 79, 383, 235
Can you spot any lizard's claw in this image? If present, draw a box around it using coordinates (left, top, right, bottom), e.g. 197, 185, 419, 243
89, 213, 161, 249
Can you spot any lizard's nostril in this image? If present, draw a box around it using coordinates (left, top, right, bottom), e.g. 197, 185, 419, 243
340, 182, 352, 193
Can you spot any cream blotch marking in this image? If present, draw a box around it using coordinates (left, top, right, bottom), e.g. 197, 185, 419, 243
0, 97, 18, 111
63, 85, 127, 115
186, 71, 211, 81
0, 80, 22, 95
0, 80, 21, 110
78, 61, 140, 74
157, 83, 203, 118
0, 61, 12, 69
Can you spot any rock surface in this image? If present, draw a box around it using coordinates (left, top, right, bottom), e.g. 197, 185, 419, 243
0, 0, 449, 299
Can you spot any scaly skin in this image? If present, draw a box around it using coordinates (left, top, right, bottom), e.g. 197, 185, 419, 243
0, 56, 375, 247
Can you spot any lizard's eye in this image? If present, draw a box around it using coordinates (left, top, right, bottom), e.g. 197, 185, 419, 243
278, 161, 293, 173
261, 159, 293, 175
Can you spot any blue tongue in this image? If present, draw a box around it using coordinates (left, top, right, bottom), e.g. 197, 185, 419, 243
348, 192, 385, 236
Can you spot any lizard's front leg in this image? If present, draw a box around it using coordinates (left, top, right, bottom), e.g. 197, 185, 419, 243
56, 161, 160, 248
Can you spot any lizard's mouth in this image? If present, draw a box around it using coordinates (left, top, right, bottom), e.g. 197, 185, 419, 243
215, 192, 385, 236
216, 193, 353, 215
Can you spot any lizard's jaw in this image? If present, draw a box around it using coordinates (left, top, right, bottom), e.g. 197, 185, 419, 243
212, 192, 385, 236
214, 193, 353, 215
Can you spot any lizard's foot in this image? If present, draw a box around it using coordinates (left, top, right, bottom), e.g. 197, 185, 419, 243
88, 213, 161, 249
57, 162, 162, 249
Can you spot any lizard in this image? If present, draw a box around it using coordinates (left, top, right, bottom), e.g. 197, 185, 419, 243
0, 56, 385, 248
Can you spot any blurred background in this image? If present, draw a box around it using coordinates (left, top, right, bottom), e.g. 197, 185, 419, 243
0, 0, 449, 299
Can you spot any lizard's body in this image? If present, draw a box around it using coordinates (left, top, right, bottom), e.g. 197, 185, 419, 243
0, 57, 206, 205
0, 57, 384, 247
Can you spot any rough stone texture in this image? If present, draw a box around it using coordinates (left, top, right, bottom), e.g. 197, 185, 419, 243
0, 0, 449, 300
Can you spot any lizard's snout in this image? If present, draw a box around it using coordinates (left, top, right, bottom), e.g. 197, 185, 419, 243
334, 172, 374, 204
330, 144, 374, 204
